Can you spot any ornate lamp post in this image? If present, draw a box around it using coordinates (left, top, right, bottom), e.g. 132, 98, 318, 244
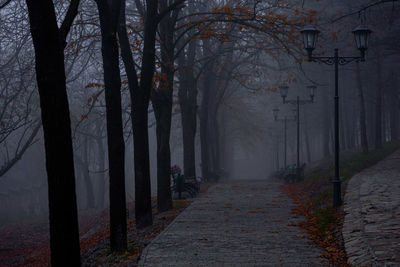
278, 85, 316, 182
300, 24, 372, 207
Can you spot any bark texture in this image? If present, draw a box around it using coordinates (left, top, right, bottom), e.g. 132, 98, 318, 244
355, 62, 369, 153
96, 0, 127, 251
25, 0, 81, 265
133, 0, 159, 228
151, 0, 182, 212
178, 40, 197, 180
375, 50, 383, 149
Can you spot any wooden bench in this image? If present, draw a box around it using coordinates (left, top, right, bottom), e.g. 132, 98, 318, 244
171, 173, 200, 199
282, 163, 307, 183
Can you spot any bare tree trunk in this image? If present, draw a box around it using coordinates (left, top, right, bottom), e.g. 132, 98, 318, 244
304, 117, 311, 163
200, 84, 210, 181
83, 137, 95, 209
119, 0, 164, 228
340, 104, 347, 150
117, 0, 143, 216
344, 94, 356, 150
389, 74, 399, 140
375, 50, 383, 149
151, 0, 181, 212
200, 41, 212, 181
322, 88, 331, 158
133, 0, 159, 228
75, 154, 95, 210
96, 0, 127, 251
25, 0, 81, 264
275, 136, 280, 170
219, 108, 228, 171
96, 135, 107, 208
208, 106, 220, 176
178, 40, 197, 180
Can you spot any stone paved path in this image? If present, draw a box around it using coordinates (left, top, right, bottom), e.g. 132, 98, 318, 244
343, 149, 400, 266
139, 180, 326, 266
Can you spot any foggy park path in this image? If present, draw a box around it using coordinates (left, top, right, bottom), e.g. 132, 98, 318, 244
139, 180, 327, 266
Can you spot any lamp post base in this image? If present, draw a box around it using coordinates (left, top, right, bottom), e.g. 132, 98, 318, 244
333, 179, 342, 207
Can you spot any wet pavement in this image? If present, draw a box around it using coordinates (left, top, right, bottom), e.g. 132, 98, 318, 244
139, 180, 326, 266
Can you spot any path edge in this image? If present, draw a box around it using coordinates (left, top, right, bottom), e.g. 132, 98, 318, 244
138, 185, 216, 266
342, 150, 400, 266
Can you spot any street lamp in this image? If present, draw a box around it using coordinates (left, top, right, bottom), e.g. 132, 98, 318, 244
278, 84, 316, 182
308, 85, 316, 102
352, 25, 372, 59
300, 24, 372, 207
299, 24, 320, 61
279, 85, 289, 102
272, 108, 296, 169
273, 108, 280, 121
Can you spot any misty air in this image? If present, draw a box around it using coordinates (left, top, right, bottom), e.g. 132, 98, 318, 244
0, 0, 399, 266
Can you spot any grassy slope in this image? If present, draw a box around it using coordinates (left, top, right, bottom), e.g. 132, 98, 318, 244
282, 140, 400, 266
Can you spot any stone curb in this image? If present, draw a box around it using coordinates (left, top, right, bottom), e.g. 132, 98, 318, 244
343, 149, 400, 266
343, 171, 376, 266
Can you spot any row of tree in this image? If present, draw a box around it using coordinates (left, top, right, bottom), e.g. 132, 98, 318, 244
15, 0, 312, 265
0, 0, 399, 265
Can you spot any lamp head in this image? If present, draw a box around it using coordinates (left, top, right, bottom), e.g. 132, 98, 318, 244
272, 108, 280, 121
300, 24, 320, 61
307, 85, 316, 101
352, 25, 372, 61
279, 85, 289, 103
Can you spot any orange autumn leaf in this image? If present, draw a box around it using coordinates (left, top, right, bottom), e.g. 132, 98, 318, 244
248, 210, 267, 214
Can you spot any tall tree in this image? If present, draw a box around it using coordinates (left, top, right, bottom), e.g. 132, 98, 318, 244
375, 48, 383, 149
118, 0, 159, 228
199, 40, 212, 181
151, 0, 180, 212
25, 0, 81, 265
355, 62, 369, 153
388, 73, 399, 140
75, 137, 96, 209
322, 84, 331, 158
119, 0, 185, 226
95, 0, 127, 251
177, 39, 198, 180
132, 0, 159, 227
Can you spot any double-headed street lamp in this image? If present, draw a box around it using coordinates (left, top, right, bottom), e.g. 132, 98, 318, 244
300, 24, 372, 207
278, 85, 316, 182
272, 108, 297, 169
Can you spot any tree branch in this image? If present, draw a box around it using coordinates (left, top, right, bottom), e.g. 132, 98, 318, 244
0, 121, 41, 177
331, 0, 399, 23
0, 0, 12, 9
59, 0, 81, 49
157, 0, 186, 23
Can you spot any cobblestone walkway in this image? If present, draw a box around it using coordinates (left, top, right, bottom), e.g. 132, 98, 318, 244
343, 149, 400, 266
139, 180, 326, 266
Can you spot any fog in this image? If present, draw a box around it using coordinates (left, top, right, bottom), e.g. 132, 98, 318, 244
0, 0, 399, 231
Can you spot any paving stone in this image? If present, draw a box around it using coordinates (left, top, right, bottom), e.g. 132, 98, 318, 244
139, 180, 326, 266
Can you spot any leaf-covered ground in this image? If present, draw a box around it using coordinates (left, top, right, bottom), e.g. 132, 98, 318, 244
4, 142, 397, 267
282, 141, 400, 266
0, 198, 193, 267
